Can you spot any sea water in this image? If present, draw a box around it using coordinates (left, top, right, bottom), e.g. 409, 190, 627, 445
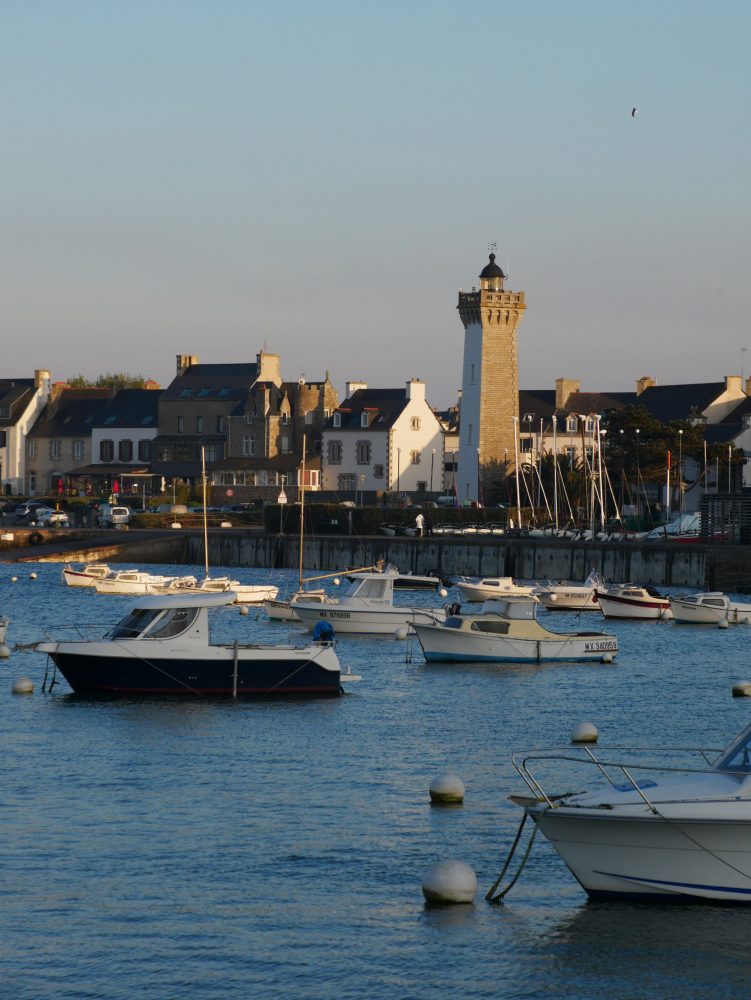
1, 562, 751, 999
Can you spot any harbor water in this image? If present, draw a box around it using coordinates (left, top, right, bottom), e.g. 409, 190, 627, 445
2, 562, 751, 999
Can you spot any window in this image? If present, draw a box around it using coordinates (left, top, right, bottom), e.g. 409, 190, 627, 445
179, 388, 192, 399
585, 418, 595, 434
196, 416, 204, 433
566, 416, 577, 433
27, 440, 36, 459
217, 416, 226, 433
242, 435, 255, 456
417, 480, 427, 492
0, 405, 8, 418
100, 439, 114, 462
72, 440, 85, 460
410, 416, 421, 431
468, 423, 473, 444
305, 410, 313, 425
470, 363, 475, 384
328, 440, 343, 465
333, 412, 341, 428
360, 412, 369, 428
119, 439, 133, 462
50, 440, 61, 460
309, 470, 319, 487
138, 439, 151, 462
281, 435, 291, 454
373, 464, 384, 479
410, 450, 421, 465
28, 473, 36, 494
323, 409, 330, 420
204, 444, 220, 462
282, 411, 289, 425
338, 473, 357, 491
356, 440, 371, 465
177, 416, 184, 433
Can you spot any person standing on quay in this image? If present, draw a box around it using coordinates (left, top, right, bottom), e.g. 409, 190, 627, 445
415, 512, 425, 537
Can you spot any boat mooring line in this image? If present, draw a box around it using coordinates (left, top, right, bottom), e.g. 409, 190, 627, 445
486, 811, 542, 904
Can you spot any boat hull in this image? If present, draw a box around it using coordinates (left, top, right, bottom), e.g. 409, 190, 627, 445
41, 644, 342, 697
596, 592, 671, 620
670, 599, 751, 625
534, 807, 751, 902
413, 624, 617, 663
294, 605, 444, 634
536, 589, 599, 611
457, 582, 534, 602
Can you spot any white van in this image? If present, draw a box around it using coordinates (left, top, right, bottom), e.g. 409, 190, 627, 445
97, 504, 131, 527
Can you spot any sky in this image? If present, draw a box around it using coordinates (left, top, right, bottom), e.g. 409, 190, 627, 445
2, 1, 750, 407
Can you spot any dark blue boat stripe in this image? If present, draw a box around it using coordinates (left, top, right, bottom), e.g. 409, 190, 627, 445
593, 870, 751, 894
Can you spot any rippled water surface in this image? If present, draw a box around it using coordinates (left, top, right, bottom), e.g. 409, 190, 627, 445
2, 561, 751, 998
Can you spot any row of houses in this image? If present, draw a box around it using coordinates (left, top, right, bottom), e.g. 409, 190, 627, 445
2, 354, 751, 504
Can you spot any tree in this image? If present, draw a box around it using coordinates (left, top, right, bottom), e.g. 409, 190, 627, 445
65, 372, 153, 390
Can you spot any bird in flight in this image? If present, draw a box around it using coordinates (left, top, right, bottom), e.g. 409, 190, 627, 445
631, 107, 638, 118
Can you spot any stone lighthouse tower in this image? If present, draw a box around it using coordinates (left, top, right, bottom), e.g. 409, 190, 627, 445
456, 252, 526, 503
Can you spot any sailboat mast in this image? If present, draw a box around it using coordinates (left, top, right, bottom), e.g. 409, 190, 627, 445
552, 414, 559, 533
298, 435, 306, 589
513, 415, 522, 528
201, 445, 209, 579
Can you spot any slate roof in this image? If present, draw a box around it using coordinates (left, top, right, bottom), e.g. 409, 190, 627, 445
0, 379, 37, 427
161, 362, 259, 402
635, 383, 726, 423
720, 395, 751, 424
518, 389, 556, 420
562, 390, 635, 416
28, 390, 112, 438
327, 389, 408, 430
94, 388, 162, 429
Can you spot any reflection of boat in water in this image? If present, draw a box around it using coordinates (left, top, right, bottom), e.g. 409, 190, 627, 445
535, 570, 603, 611
669, 592, 751, 625
412, 596, 617, 663
508, 719, 751, 902
35, 592, 354, 697
294, 572, 446, 635
595, 584, 672, 620
456, 577, 535, 602
62, 563, 112, 588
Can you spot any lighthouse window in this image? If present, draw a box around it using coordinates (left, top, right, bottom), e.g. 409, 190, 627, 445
470, 364, 475, 384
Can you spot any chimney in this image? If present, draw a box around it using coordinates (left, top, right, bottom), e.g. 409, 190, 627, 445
725, 375, 742, 394
346, 380, 368, 399
256, 350, 282, 387
555, 378, 580, 410
636, 376, 656, 395
34, 369, 51, 396
746, 376, 751, 396
176, 354, 200, 377
406, 378, 425, 402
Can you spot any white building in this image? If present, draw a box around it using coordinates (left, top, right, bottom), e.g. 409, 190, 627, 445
321, 379, 444, 496
0, 370, 51, 495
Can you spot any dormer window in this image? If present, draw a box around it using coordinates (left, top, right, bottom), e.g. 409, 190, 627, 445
333, 412, 341, 428
282, 411, 289, 425
566, 416, 577, 433
360, 413, 369, 428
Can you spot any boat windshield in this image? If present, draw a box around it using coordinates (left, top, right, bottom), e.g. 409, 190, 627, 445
144, 608, 199, 639
714, 725, 751, 774
346, 578, 390, 599
108, 608, 164, 639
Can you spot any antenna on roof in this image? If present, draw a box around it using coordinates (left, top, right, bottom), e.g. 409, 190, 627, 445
506, 255, 510, 279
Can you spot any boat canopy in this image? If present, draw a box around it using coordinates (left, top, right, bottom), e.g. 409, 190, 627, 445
343, 574, 395, 600
481, 597, 538, 620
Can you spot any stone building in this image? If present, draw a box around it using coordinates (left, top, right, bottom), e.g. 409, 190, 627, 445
456, 252, 526, 503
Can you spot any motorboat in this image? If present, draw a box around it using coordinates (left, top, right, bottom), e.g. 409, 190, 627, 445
162, 575, 279, 604
455, 577, 536, 602
535, 570, 604, 611
595, 584, 672, 620
263, 589, 336, 622
95, 570, 177, 596
412, 596, 618, 663
509, 719, 751, 902
62, 563, 112, 588
669, 592, 751, 625
293, 572, 446, 635
35, 592, 355, 697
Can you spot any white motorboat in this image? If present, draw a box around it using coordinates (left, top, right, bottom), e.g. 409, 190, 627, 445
293, 572, 446, 635
35, 591, 355, 697
595, 584, 672, 620
95, 570, 177, 596
61, 563, 112, 588
535, 570, 604, 611
509, 720, 751, 902
177, 576, 279, 604
669, 592, 751, 625
264, 589, 336, 622
456, 576, 535, 602
412, 596, 618, 664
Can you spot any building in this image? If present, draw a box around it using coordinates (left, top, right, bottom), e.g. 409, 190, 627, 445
456, 252, 526, 502
321, 379, 444, 497
0, 370, 51, 494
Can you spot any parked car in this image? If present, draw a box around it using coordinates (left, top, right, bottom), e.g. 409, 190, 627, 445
36, 509, 70, 528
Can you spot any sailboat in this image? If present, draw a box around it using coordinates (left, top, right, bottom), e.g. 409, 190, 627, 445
264, 436, 337, 621
152, 448, 279, 604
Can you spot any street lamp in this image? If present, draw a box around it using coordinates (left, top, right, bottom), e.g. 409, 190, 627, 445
635, 428, 641, 518
278, 476, 287, 534
678, 429, 683, 513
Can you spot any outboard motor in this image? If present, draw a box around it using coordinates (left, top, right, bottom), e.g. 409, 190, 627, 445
312, 620, 336, 644
444, 602, 462, 617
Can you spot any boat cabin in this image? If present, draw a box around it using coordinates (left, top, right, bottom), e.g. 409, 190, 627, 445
104, 592, 235, 642
342, 573, 396, 604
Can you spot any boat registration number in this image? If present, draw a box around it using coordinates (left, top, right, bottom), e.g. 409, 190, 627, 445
584, 640, 617, 652
324, 611, 351, 620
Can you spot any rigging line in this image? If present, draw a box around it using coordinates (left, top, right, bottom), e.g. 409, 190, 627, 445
649, 803, 751, 886
110, 638, 205, 696
260, 641, 335, 696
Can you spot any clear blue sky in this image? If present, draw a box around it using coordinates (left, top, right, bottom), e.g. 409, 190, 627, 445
2, 1, 749, 406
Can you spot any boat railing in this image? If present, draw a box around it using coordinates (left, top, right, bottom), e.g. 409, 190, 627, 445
41, 622, 116, 641
511, 746, 728, 812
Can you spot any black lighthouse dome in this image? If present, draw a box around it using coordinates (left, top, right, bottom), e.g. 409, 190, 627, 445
479, 252, 505, 280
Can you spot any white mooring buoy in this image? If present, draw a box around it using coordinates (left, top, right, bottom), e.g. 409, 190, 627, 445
430, 772, 465, 805
10, 576, 18, 583
601, 652, 614, 664
394, 626, 409, 641
238, 606, 249, 616
29, 572, 38, 580
11, 677, 34, 695
0, 644, 10, 659
571, 721, 599, 744
422, 860, 477, 906
170, 521, 182, 529
333, 577, 341, 587
732, 681, 751, 698
548, 593, 558, 603
719, 620, 730, 630
438, 587, 448, 598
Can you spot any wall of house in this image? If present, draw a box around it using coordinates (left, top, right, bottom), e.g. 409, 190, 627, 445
320, 428, 390, 493
2, 382, 50, 494
389, 395, 444, 494
91, 427, 158, 465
